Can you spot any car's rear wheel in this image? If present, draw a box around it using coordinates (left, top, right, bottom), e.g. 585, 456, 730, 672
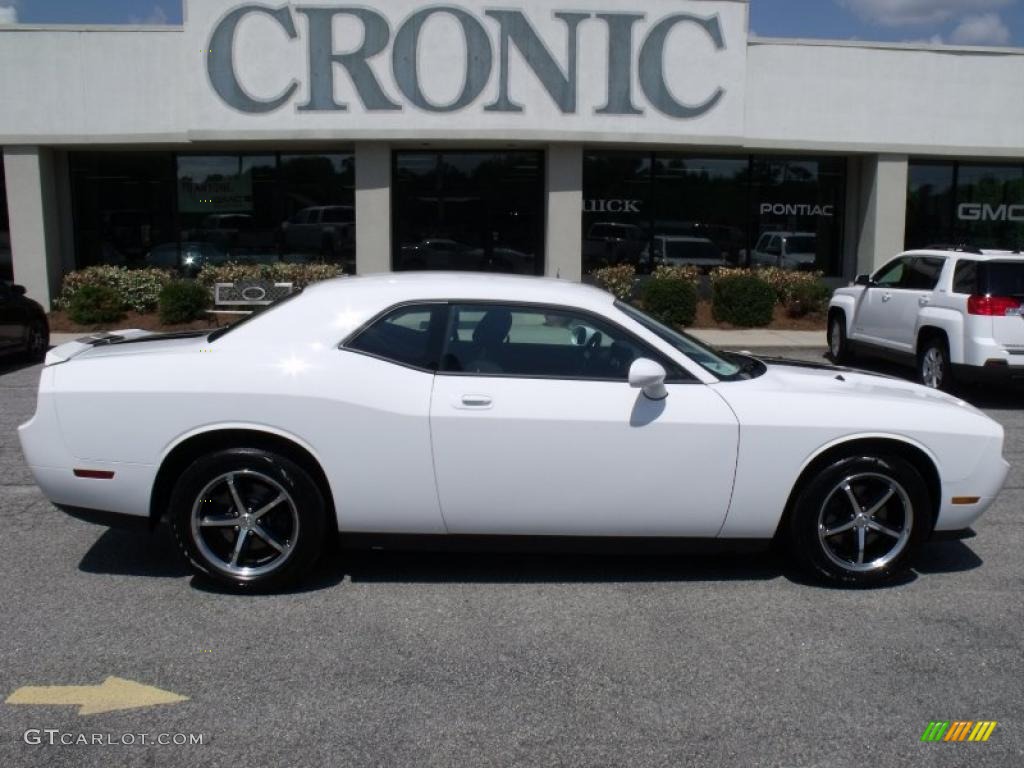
919, 338, 953, 392
827, 312, 851, 363
23, 320, 49, 363
788, 455, 931, 586
169, 448, 327, 590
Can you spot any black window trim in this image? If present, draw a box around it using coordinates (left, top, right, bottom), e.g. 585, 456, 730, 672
341, 299, 697, 384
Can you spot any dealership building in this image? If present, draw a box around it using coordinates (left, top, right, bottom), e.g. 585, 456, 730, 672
0, 0, 1022, 307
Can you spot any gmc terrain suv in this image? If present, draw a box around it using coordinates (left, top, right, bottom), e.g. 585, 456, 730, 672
828, 247, 1024, 391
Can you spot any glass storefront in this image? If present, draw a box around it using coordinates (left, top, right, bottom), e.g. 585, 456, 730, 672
907, 160, 1024, 251
582, 151, 846, 276
71, 151, 355, 274
392, 151, 545, 275
0, 155, 11, 282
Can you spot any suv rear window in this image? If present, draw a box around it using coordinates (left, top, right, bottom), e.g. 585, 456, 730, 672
954, 260, 1024, 296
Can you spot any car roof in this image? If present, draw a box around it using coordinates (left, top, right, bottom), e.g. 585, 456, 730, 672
902, 249, 1024, 261
302, 272, 616, 309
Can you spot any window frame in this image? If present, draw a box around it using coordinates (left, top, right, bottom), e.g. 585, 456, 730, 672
341, 300, 696, 383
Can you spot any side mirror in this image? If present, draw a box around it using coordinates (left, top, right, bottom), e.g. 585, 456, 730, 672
629, 358, 668, 401
854, 274, 873, 287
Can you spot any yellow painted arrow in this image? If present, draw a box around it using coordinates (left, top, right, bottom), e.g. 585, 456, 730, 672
5, 677, 188, 716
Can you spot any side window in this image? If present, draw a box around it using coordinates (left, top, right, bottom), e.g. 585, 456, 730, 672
953, 260, 978, 294
346, 304, 446, 371
440, 304, 685, 381
766, 236, 782, 256
904, 257, 945, 291
874, 257, 909, 288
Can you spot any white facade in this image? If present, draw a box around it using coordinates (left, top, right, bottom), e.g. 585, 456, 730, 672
0, 0, 1022, 306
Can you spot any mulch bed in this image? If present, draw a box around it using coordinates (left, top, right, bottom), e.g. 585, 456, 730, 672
48, 311, 218, 334
692, 302, 827, 331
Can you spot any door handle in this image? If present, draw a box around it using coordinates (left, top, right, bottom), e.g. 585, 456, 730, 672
457, 395, 493, 409
881, 293, 892, 302
919, 296, 930, 306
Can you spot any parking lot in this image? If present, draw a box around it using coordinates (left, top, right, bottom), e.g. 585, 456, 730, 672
0, 349, 1021, 768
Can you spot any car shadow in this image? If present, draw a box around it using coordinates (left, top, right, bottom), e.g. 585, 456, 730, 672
0, 358, 41, 377
78, 528, 984, 592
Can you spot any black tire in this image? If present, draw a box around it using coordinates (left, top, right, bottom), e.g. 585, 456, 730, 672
788, 455, 931, 586
827, 311, 851, 364
918, 336, 954, 392
169, 448, 328, 590
22, 319, 49, 364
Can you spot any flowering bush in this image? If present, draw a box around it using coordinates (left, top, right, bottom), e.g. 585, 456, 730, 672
591, 264, 636, 300
56, 266, 175, 313
196, 262, 346, 289
710, 267, 826, 306
651, 264, 700, 285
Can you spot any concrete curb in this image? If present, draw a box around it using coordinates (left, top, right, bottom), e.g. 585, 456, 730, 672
52, 329, 827, 349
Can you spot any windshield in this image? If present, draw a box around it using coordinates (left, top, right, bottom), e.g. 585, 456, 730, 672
665, 240, 720, 260
616, 301, 763, 381
786, 235, 816, 254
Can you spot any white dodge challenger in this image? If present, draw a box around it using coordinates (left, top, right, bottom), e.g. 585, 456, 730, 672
19, 274, 1009, 589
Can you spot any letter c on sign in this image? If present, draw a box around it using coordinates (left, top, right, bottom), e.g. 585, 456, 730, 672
639, 14, 726, 118
208, 5, 299, 113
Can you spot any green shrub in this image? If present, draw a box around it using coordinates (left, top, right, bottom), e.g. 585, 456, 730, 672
196, 262, 346, 289
642, 279, 697, 328
159, 281, 211, 324
787, 280, 832, 317
712, 274, 776, 328
591, 264, 636, 300
67, 285, 125, 326
57, 266, 174, 313
652, 264, 700, 285
710, 266, 826, 305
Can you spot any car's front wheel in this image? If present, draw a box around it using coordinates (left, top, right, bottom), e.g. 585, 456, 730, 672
788, 455, 931, 586
169, 448, 328, 590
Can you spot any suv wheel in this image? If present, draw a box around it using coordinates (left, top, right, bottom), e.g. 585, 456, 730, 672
827, 312, 851, 363
169, 448, 328, 590
788, 455, 930, 586
23, 320, 49, 363
919, 338, 953, 392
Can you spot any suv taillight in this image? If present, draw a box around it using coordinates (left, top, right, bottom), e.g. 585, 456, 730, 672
968, 295, 1022, 316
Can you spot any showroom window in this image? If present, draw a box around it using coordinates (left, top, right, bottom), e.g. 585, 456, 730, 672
906, 160, 1024, 251
0, 155, 11, 282
582, 152, 846, 276
70, 151, 355, 273
392, 151, 545, 275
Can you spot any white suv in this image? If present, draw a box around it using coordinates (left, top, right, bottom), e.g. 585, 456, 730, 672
828, 248, 1024, 391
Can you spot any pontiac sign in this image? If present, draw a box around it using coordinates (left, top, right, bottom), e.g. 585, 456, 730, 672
189, 0, 747, 139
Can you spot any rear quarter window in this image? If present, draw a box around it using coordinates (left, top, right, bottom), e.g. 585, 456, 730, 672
953, 260, 978, 294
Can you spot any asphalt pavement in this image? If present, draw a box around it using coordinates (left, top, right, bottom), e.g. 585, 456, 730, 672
0, 348, 1021, 768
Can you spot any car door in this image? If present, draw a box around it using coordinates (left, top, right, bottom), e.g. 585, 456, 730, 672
894, 257, 945, 350
853, 256, 910, 346
429, 303, 740, 537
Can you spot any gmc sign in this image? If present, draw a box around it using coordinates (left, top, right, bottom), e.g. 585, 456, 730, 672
958, 203, 1024, 223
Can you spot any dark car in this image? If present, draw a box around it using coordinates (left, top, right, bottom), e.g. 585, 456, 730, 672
0, 282, 49, 363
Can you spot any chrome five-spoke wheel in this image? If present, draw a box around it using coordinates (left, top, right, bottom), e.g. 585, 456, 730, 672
817, 472, 912, 572
191, 470, 299, 579
170, 447, 328, 589
789, 454, 929, 585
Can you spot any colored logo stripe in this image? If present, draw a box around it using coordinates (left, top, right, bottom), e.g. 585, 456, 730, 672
921, 721, 997, 742
969, 722, 998, 742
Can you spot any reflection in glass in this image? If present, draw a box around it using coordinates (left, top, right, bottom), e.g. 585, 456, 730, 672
582, 152, 846, 277
393, 151, 544, 275
905, 160, 1024, 251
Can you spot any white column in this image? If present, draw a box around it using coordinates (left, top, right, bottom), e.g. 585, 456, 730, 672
354, 142, 391, 275
545, 144, 583, 281
4, 147, 63, 308
855, 154, 909, 276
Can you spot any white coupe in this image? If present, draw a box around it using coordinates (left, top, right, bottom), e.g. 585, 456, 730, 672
19, 274, 1009, 589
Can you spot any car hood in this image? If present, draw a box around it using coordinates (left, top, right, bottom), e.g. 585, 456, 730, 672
751, 356, 977, 411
